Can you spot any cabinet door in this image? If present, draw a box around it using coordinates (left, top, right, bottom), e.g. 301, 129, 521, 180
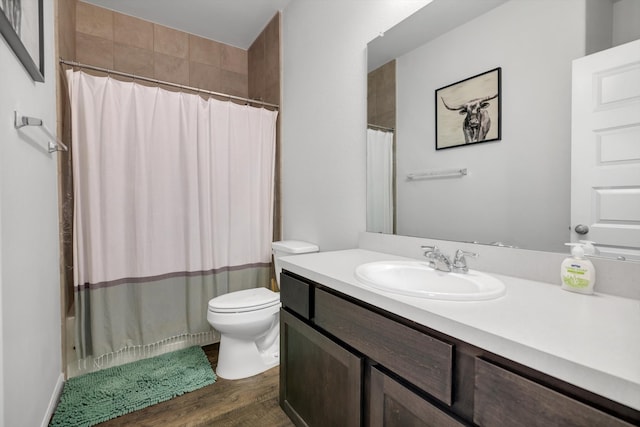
280, 309, 362, 427
370, 367, 466, 427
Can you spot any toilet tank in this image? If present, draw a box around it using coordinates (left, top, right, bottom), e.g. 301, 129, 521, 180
272, 241, 319, 285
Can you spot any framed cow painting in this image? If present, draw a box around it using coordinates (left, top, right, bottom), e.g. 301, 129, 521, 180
435, 67, 501, 150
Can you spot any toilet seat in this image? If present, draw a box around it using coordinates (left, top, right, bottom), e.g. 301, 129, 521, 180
208, 287, 280, 313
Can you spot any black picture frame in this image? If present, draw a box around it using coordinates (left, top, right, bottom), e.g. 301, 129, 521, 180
435, 67, 501, 150
0, 0, 44, 82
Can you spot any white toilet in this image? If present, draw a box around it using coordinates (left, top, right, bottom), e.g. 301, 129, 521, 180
207, 240, 318, 379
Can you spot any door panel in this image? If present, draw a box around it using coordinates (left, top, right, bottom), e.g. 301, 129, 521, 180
571, 39, 640, 259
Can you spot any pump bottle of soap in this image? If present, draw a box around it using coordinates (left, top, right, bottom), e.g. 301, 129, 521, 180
560, 243, 596, 294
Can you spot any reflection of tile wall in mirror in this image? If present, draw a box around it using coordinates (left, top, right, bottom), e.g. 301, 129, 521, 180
367, 60, 396, 130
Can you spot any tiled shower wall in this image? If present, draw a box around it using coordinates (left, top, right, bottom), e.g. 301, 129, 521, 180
70, 1, 250, 95
249, 15, 280, 105
248, 14, 282, 243
57, 0, 281, 132
55, 1, 282, 322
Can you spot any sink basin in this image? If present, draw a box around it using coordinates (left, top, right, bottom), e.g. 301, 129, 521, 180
354, 260, 506, 301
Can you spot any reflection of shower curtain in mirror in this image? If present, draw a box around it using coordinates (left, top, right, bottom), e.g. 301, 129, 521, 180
67, 70, 278, 367
366, 129, 393, 234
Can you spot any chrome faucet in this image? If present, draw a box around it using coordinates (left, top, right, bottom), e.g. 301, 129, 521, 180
421, 246, 478, 274
421, 245, 452, 272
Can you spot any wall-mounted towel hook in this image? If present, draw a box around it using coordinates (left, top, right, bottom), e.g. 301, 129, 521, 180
14, 111, 69, 153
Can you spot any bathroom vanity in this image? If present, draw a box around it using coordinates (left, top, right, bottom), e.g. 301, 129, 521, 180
278, 249, 640, 426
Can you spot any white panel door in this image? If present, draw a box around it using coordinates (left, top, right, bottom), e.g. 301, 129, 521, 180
571, 39, 640, 260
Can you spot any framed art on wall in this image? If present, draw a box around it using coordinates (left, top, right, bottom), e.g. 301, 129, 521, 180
0, 0, 44, 82
435, 67, 501, 150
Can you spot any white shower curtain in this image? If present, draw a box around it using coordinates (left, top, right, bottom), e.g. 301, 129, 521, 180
67, 70, 278, 363
366, 128, 394, 234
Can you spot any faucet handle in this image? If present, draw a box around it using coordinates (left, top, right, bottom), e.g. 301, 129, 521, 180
421, 245, 439, 254
452, 249, 478, 273
454, 249, 478, 259
421, 245, 439, 268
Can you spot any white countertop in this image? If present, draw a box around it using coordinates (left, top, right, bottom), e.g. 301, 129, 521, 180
279, 249, 640, 411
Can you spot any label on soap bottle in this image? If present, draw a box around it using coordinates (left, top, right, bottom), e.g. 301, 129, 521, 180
560, 260, 594, 294
562, 265, 590, 289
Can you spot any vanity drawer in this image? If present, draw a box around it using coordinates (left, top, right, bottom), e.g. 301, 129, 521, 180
314, 288, 453, 405
280, 272, 311, 319
474, 358, 635, 427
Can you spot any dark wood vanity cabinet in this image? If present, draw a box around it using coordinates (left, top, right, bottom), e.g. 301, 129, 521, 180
279, 271, 640, 427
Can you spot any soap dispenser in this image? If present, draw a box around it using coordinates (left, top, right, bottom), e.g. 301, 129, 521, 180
560, 243, 596, 294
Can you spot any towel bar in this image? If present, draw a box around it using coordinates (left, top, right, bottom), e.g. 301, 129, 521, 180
407, 168, 467, 181
14, 111, 68, 153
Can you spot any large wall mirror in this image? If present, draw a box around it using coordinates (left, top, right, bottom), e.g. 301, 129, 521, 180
366, 0, 640, 257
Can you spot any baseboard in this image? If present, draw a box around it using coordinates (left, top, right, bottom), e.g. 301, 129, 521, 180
41, 373, 64, 427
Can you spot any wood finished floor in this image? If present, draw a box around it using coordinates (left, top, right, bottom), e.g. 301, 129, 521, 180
95, 344, 294, 427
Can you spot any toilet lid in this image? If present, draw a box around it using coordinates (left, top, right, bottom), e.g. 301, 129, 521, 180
208, 287, 280, 313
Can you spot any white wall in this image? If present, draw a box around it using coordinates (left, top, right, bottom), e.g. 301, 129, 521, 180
0, 0, 62, 425
281, 0, 430, 251
395, 0, 586, 252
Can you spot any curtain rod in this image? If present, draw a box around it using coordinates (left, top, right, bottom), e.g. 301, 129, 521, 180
367, 123, 394, 132
59, 59, 279, 109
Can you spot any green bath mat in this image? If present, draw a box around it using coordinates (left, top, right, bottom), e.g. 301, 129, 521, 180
50, 346, 216, 427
